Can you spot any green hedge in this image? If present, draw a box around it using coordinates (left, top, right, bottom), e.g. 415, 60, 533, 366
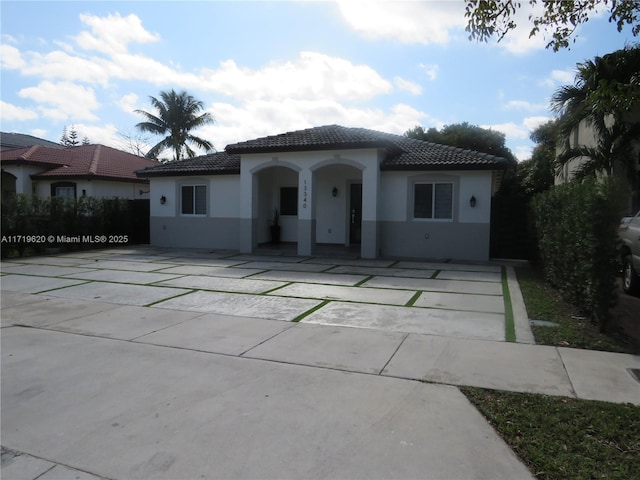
1, 194, 134, 258
531, 178, 626, 329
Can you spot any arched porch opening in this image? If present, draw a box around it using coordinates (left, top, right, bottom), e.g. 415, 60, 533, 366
254, 165, 300, 248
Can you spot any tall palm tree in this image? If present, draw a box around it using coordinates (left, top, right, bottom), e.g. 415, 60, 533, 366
135, 89, 214, 162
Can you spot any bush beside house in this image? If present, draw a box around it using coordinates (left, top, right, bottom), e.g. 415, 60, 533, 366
1, 194, 147, 257
531, 177, 628, 329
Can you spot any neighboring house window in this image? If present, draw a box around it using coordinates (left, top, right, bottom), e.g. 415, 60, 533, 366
51, 182, 76, 198
280, 187, 298, 216
414, 182, 453, 220
181, 185, 206, 215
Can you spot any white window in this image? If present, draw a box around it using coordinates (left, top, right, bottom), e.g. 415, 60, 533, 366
51, 182, 76, 198
55, 186, 76, 198
181, 185, 206, 215
414, 182, 453, 220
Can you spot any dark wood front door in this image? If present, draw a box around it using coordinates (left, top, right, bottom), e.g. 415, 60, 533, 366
349, 183, 362, 245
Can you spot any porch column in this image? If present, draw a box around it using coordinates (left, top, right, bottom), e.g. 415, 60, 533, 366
239, 166, 257, 253
297, 168, 315, 256
361, 163, 380, 259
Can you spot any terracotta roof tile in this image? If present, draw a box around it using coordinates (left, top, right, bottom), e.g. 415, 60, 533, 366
1, 144, 160, 181
135, 125, 510, 177
136, 151, 240, 177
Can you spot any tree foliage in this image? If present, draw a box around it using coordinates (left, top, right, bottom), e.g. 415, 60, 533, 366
405, 122, 517, 164
135, 89, 214, 162
60, 125, 86, 147
518, 119, 558, 195
531, 177, 627, 329
552, 44, 640, 186
465, 0, 640, 51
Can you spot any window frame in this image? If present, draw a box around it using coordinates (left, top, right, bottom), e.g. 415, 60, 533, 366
412, 181, 454, 222
180, 183, 207, 216
51, 182, 77, 199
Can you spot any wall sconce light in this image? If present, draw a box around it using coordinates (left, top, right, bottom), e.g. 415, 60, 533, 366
332, 186, 338, 197
160, 195, 167, 205
470, 195, 477, 208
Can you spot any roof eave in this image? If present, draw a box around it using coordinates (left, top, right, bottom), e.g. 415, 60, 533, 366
136, 168, 240, 178
380, 162, 509, 172
31, 174, 150, 184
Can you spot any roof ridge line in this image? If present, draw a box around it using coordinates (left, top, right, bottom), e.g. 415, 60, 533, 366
88, 145, 101, 175
22, 145, 41, 160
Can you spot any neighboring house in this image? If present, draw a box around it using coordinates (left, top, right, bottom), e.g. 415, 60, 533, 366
555, 111, 640, 213
1, 144, 160, 201
0, 131, 63, 151
137, 125, 510, 261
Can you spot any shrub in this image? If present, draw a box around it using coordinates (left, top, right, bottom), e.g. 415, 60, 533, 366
531, 177, 626, 330
1, 194, 142, 257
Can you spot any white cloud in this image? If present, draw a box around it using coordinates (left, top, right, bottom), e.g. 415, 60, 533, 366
71, 122, 120, 146
202, 99, 429, 152
504, 100, 547, 112
18, 81, 100, 121
514, 145, 533, 161
22, 50, 112, 86
337, 0, 466, 45
76, 13, 159, 54
116, 93, 140, 116
541, 68, 575, 88
1, 44, 25, 69
481, 122, 529, 140
420, 63, 439, 81
523, 115, 551, 131
0, 100, 38, 121
201, 52, 392, 101
394, 76, 422, 95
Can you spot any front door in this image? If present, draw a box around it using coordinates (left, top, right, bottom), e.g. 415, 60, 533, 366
349, 183, 362, 245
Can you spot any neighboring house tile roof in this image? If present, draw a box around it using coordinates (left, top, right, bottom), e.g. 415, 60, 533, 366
136, 124, 510, 177
1, 144, 159, 182
0, 132, 63, 151
136, 151, 240, 177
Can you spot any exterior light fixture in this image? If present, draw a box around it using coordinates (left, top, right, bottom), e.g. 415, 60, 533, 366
332, 187, 338, 197
160, 195, 167, 205
470, 195, 477, 208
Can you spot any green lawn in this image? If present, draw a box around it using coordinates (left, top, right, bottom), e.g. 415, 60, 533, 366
515, 266, 632, 353
462, 387, 640, 480
460, 266, 640, 479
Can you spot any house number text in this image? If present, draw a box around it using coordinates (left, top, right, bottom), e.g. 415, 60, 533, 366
303, 179, 308, 208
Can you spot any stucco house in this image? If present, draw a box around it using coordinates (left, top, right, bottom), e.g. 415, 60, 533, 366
1, 143, 160, 202
136, 125, 509, 261
555, 110, 640, 214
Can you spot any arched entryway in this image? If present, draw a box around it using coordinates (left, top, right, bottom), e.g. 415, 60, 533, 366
254, 165, 300, 249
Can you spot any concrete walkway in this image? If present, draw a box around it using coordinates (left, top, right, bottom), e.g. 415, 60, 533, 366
1, 247, 639, 480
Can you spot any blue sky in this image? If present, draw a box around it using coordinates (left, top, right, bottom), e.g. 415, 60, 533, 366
1, 1, 637, 160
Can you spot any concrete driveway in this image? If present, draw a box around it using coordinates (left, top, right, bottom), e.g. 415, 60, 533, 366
2, 247, 638, 479
0, 246, 524, 342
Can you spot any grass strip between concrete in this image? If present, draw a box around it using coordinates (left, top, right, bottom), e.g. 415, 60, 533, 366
405, 291, 422, 307
501, 267, 516, 342
144, 289, 196, 307
291, 300, 330, 322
